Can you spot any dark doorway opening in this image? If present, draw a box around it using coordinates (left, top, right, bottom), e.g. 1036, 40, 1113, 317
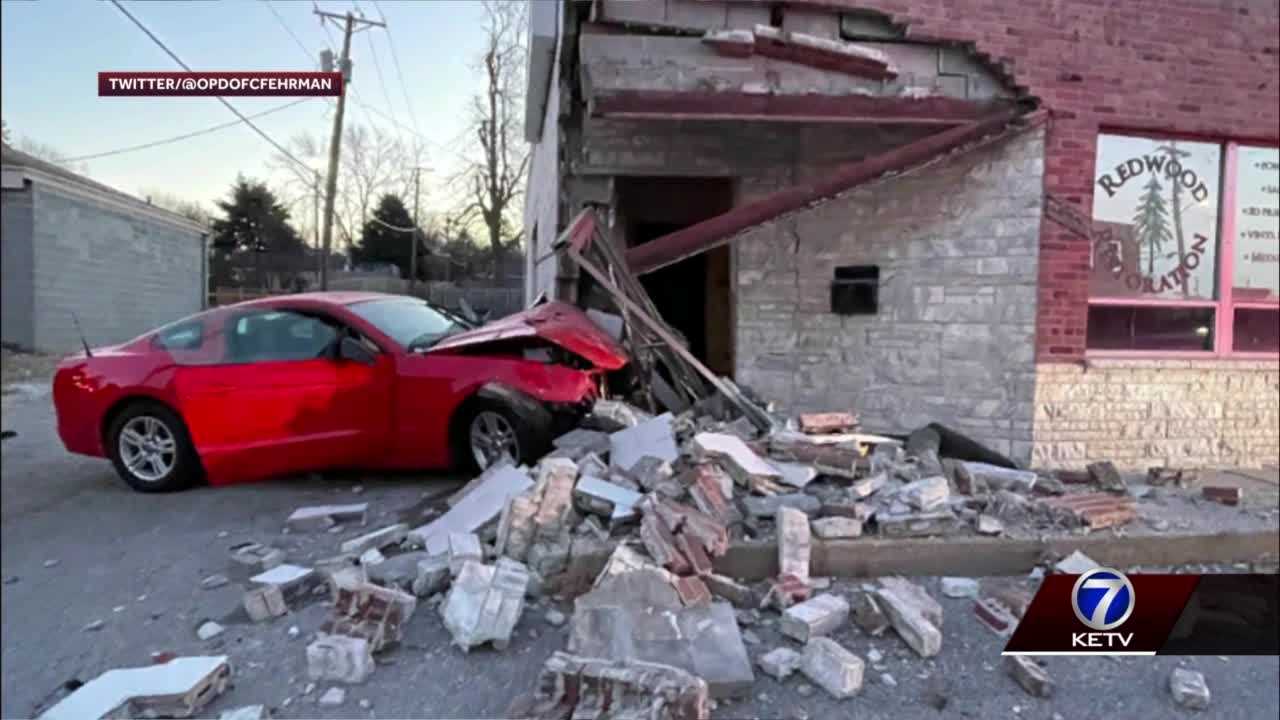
615, 177, 736, 377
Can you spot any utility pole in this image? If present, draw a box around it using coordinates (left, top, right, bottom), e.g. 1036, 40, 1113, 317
313, 170, 322, 284
315, 8, 384, 290
409, 166, 425, 294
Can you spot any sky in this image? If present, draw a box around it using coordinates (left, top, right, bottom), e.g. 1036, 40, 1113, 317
1, 0, 490, 226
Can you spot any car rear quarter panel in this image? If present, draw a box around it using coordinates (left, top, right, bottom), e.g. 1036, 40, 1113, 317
53, 349, 180, 457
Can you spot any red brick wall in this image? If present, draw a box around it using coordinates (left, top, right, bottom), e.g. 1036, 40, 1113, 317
813, 0, 1280, 361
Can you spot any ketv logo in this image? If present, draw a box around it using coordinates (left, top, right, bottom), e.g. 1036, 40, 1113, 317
1004, 571, 1279, 657
1070, 568, 1135, 650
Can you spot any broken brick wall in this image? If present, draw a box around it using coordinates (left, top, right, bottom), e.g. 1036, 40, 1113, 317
1032, 359, 1280, 469
815, 0, 1280, 362
735, 127, 1046, 462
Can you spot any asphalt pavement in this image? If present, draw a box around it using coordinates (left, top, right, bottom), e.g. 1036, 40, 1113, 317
2, 382, 1277, 719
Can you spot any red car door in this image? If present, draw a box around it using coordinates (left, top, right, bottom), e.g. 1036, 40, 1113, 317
174, 307, 392, 485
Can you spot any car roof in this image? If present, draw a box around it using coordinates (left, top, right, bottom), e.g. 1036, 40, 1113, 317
225, 291, 403, 309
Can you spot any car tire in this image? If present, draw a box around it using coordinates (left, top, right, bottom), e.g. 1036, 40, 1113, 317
107, 401, 201, 493
456, 399, 546, 473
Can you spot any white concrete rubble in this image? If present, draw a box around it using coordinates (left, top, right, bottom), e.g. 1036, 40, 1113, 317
899, 476, 950, 511
609, 413, 678, 472
781, 594, 850, 642
306, 635, 374, 684
286, 504, 368, 531
38, 656, 230, 720
691, 432, 782, 486
758, 647, 803, 680
1170, 667, 1210, 710
940, 577, 981, 599
440, 558, 530, 651
1054, 550, 1100, 575
409, 466, 533, 554
339, 524, 409, 556
447, 532, 483, 575
811, 517, 863, 539
801, 637, 864, 699
874, 585, 942, 658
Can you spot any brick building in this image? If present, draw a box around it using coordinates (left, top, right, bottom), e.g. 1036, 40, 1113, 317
523, 0, 1279, 468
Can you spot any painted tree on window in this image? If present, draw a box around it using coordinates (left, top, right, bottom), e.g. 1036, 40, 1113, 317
1156, 142, 1193, 296
1133, 176, 1173, 276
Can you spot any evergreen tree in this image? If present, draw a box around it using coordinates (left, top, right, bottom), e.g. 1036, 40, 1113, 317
354, 194, 421, 279
209, 177, 305, 288
1133, 176, 1172, 276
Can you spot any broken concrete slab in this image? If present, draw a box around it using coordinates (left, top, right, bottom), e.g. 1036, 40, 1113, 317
551, 428, 610, 458
1005, 655, 1053, 698
447, 532, 483, 576
574, 474, 643, 521
778, 507, 812, 582
691, 432, 783, 488
743, 493, 821, 519
801, 637, 864, 699
359, 548, 385, 566
339, 524, 409, 556
440, 558, 530, 651
811, 517, 863, 539
527, 533, 572, 577
243, 584, 287, 622
874, 585, 941, 658
976, 514, 1004, 535
409, 465, 533, 554
960, 462, 1038, 493
39, 656, 231, 720
879, 577, 942, 628
286, 504, 368, 532
1054, 549, 1099, 575
196, 621, 224, 641
365, 550, 428, 591
821, 497, 870, 522
217, 705, 270, 720
771, 460, 818, 489
899, 476, 951, 511
227, 542, 285, 583
768, 435, 862, 478
781, 593, 850, 642
850, 472, 887, 499
1170, 667, 1211, 710
758, 647, 803, 681
317, 687, 345, 706
591, 399, 654, 431
610, 413, 678, 472
630, 455, 677, 492
524, 651, 709, 720
411, 554, 451, 597
306, 635, 374, 684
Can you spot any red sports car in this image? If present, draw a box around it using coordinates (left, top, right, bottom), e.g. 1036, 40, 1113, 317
53, 293, 628, 492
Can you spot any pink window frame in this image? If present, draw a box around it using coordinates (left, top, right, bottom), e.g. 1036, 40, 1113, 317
1086, 141, 1280, 360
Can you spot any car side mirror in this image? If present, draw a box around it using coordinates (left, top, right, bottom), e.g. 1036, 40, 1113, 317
337, 336, 376, 366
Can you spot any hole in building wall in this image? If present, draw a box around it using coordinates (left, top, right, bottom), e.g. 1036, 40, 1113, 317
831, 265, 879, 315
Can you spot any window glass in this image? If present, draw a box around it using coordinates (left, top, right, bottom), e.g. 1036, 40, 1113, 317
224, 310, 339, 364
1231, 145, 1280, 302
1090, 135, 1222, 300
348, 298, 470, 351
1232, 308, 1280, 353
1086, 305, 1215, 352
155, 321, 202, 351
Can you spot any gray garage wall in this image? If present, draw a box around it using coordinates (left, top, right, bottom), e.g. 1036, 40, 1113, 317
1, 186, 36, 350
32, 185, 206, 353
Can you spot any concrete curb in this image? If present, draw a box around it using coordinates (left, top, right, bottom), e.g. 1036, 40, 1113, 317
563, 530, 1279, 589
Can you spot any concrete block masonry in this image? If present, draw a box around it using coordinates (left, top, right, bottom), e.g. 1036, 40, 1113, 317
874, 585, 942, 657
447, 533, 482, 576
306, 635, 374, 684
1006, 655, 1053, 698
781, 593, 850, 642
1170, 667, 1211, 710
249, 564, 319, 602
38, 655, 231, 720
227, 542, 285, 583
243, 584, 287, 622
440, 558, 530, 651
811, 517, 863, 539
777, 507, 811, 582
899, 476, 950, 511
801, 637, 864, 699
743, 493, 821, 518
575, 475, 642, 521
412, 554, 450, 597
525, 652, 709, 720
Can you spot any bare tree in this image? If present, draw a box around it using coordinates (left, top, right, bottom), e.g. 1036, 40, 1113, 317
140, 189, 212, 226
453, 0, 530, 277
10, 134, 88, 174
269, 122, 427, 250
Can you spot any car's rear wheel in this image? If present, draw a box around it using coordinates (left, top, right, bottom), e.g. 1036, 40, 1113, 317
107, 402, 200, 493
458, 400, 542, 473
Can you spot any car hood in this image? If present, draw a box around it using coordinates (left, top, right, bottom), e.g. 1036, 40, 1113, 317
430, 301, 629, 370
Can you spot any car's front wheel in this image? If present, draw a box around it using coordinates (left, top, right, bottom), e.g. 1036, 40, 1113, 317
107, 402, 201, 493
458, 400, 544, 473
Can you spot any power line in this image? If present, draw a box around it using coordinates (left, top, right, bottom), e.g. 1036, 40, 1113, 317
371, 0, 423, 138
108, 0, 317, 179
64, 99, 313, 162
351, 1, 402, 136
263, 0, 317, 66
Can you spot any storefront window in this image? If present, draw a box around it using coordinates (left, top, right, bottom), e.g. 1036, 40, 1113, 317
1087, 135, 1279, 357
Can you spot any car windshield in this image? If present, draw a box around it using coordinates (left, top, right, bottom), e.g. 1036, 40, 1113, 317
349, 298, 471, 351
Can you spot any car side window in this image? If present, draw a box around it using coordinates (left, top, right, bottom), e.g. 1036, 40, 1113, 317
223, 310, 341, 364
154, 321, 203, 351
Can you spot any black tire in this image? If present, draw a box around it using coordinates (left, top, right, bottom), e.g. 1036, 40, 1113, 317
106, 401, 202, 493
454, 398, 548, 474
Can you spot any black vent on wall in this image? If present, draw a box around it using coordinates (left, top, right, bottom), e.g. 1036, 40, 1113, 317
831, 265, 879, 315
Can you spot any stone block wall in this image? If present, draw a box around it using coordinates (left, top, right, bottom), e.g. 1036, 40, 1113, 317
1031, 359, 1280, 470
735, 127, 1046, 462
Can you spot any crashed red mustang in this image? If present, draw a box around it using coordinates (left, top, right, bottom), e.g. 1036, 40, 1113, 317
53, 293, 628, 492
